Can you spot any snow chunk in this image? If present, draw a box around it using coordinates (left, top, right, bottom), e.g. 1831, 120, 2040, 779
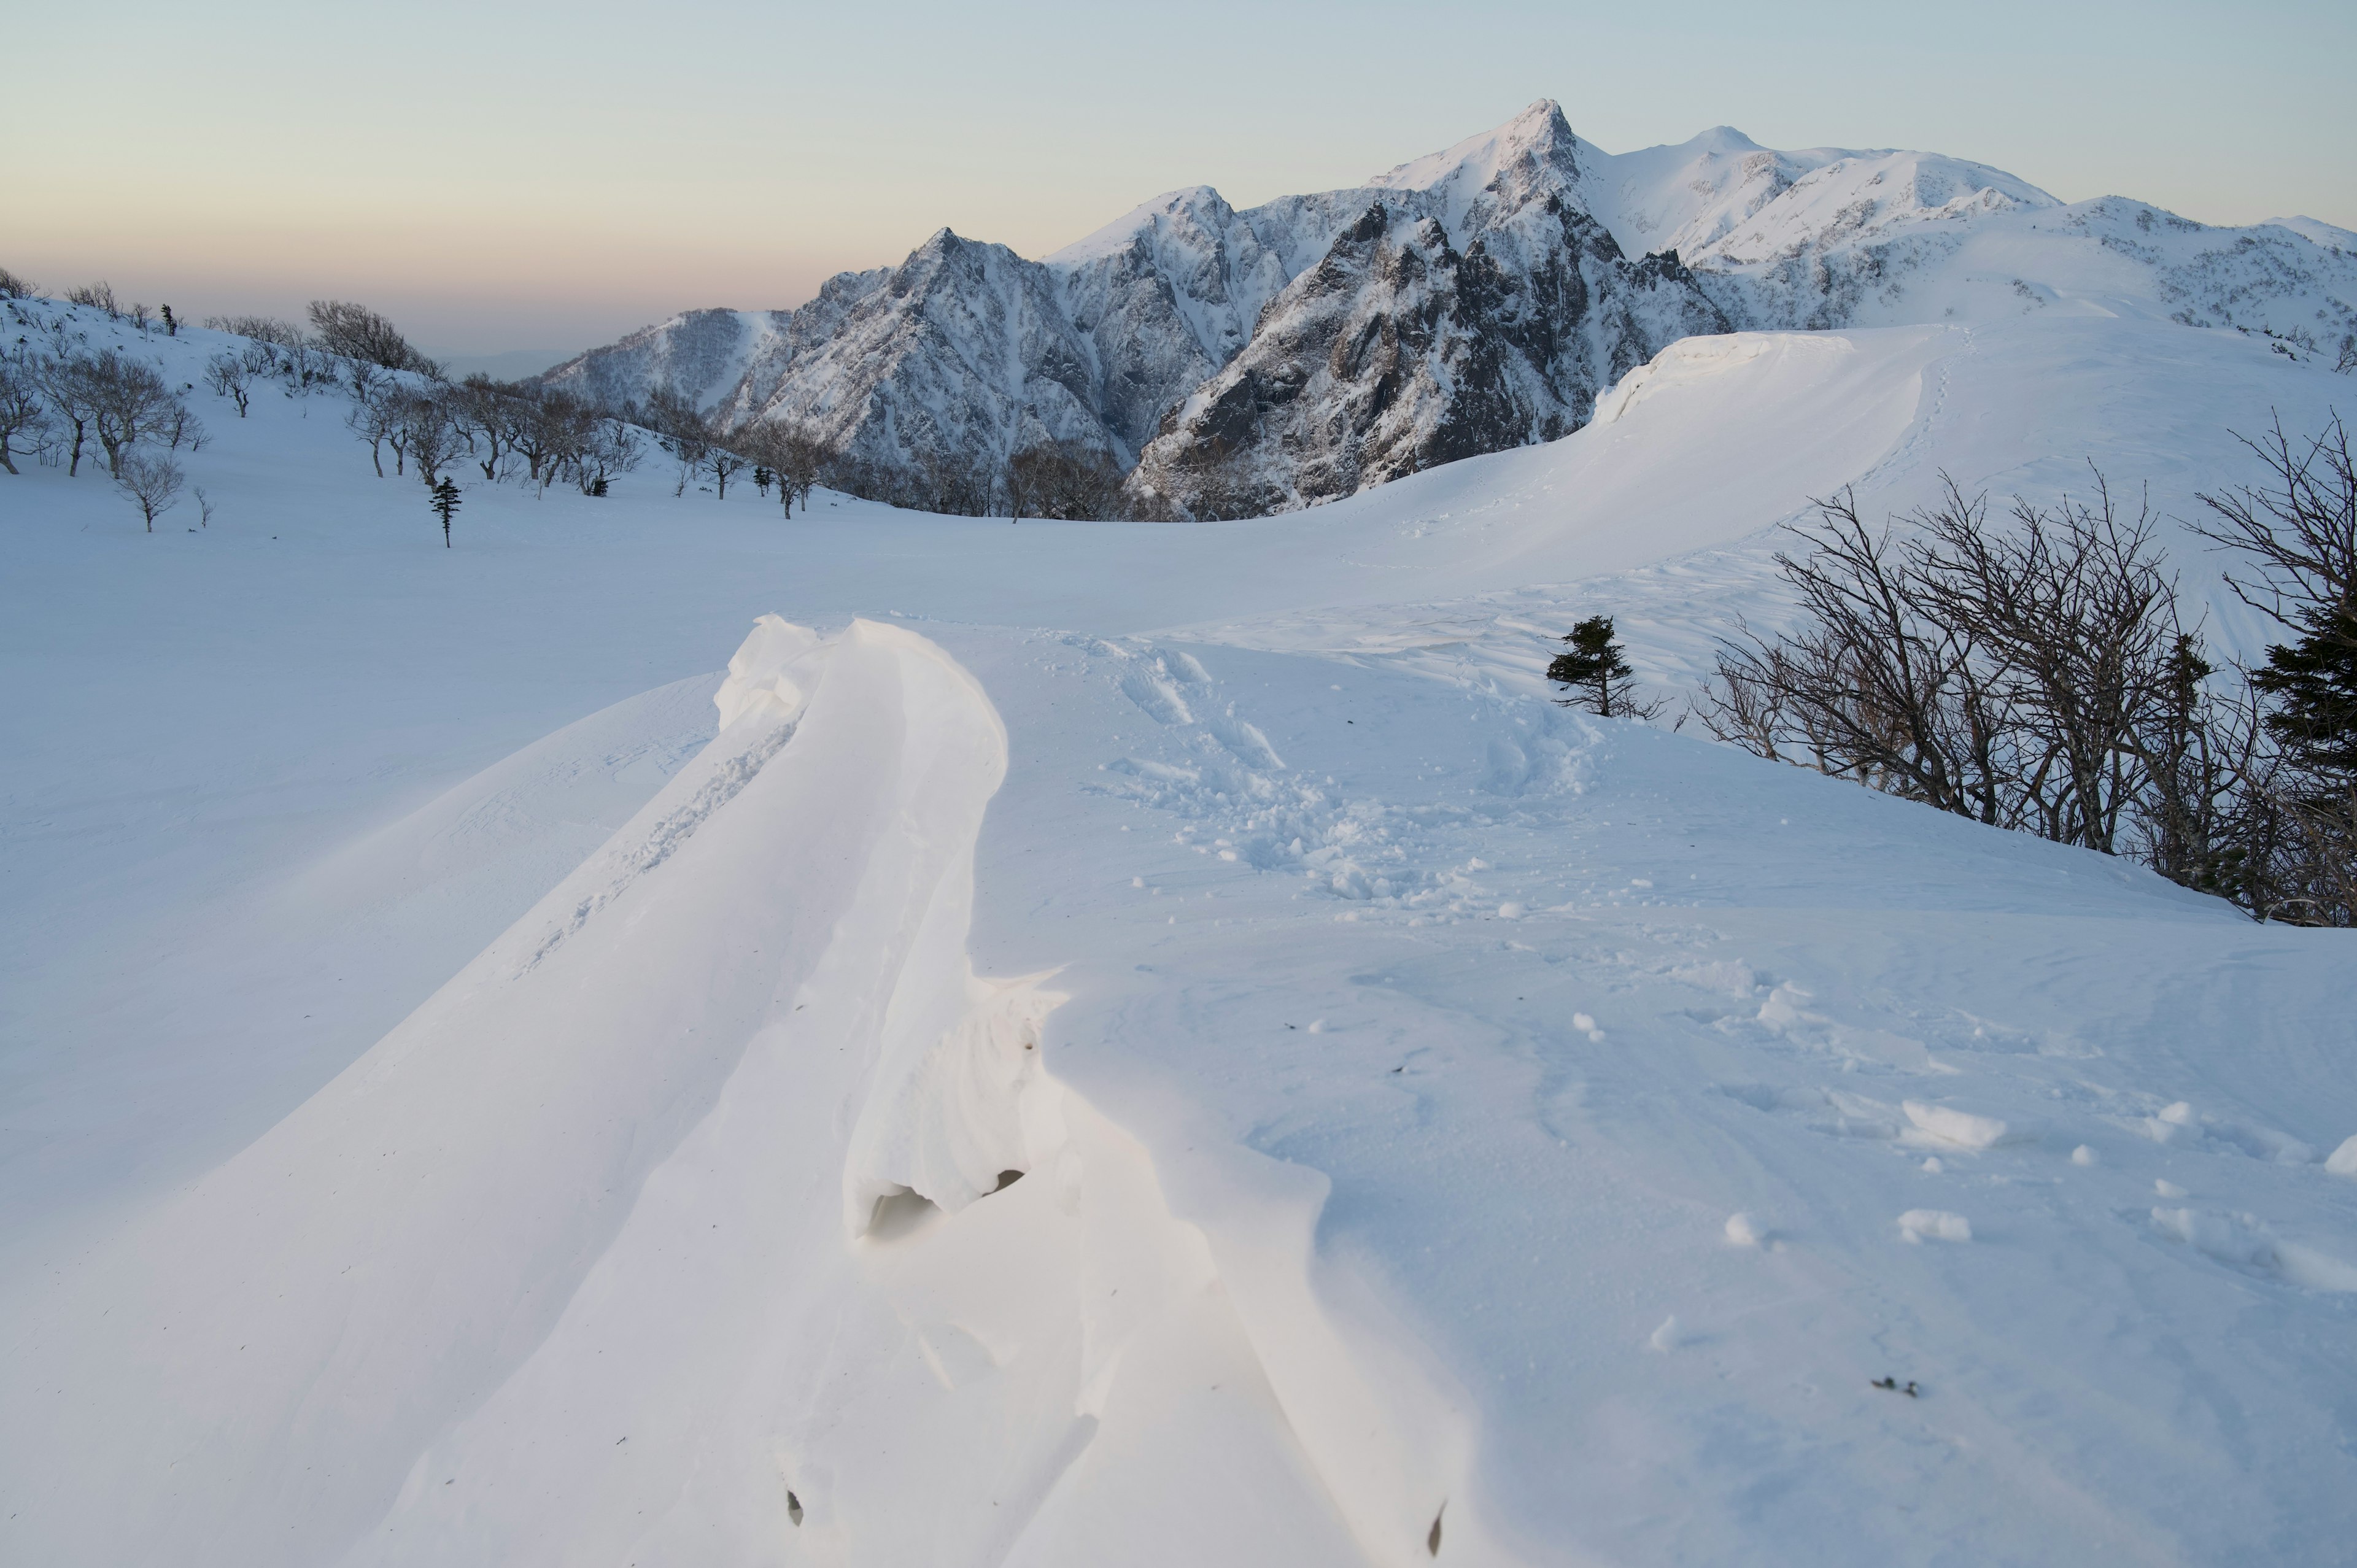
713, 614, 821, 730
1898, 1209, 1973, 1243
1723, 1213, 1764, 1247
2153, 1208, 2357, 1293
1647, 1315, 1682, 1351
1903, 1100, 2010, 1151
2072, 1145, 2098, 1166
2324, 1135, 2357, 1177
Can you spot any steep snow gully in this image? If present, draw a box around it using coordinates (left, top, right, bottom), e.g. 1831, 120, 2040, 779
1, 619, 1472, 1568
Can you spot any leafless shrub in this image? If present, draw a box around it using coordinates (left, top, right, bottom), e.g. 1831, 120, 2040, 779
737, 422, 827, 515
565, 412, 644, 496
0, 266, 37, 300
81, 351, 180, 473
1705, 453, 2357, 924
113, 449, 184, 531
307, 299, 440, 376
1005, 440, 1127, 520
34, 354, 101, 476
65, 281, 120, 317
449, 376, 521, 482
347, 380, 403, 476
400, 390, 462, 489
204, 314, 308, 349
1699, 477, 2218, 851
637, 385, 710, 496
0, 350, 51, 475
203, 351, 254, 416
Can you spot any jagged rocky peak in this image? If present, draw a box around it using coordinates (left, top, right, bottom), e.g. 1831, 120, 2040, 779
1126, 188, 1730, 517
1365, 98, 1596, 238
541, 99, 2357, 518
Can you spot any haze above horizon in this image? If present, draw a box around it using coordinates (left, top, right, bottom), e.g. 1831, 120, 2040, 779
9, 0, 2351, 356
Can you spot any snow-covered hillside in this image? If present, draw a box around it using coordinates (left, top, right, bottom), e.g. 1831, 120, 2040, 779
541, 101, 2357, 516
2, 295, 2355, 1566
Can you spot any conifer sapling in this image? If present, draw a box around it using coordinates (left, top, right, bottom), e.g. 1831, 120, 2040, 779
1547, 615, 1652, 717
431, 476, 461, 547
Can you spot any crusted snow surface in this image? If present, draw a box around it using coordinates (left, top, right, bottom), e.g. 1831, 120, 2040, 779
2, 294, 2355, 1565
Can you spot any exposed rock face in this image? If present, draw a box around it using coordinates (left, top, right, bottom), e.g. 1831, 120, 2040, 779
541, 99, 2357, 517
1128, 111, 1731, 516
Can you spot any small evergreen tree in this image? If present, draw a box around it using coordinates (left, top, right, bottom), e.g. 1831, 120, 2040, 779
2253, 608, 2357, 782
431, 476, 461, 547
1547, 616, 1653, 717
754, 465, 773, 498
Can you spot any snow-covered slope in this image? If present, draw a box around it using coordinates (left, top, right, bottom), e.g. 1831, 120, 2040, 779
543, 101, 2357, 514
2, 295, 2355, 1566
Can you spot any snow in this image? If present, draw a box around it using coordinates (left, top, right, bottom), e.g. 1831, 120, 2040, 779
554, 100, 2357, 514
4, 295, 2356, 1564
1896, 1209, 1974, 1244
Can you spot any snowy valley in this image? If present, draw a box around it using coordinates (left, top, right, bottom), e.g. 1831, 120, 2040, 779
4, 101, 2357, 1568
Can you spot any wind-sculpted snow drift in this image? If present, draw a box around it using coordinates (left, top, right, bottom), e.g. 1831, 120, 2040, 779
0, 618, 1479, 1568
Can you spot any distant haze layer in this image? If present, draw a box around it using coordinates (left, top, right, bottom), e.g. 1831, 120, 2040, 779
7, 0, 2351, 352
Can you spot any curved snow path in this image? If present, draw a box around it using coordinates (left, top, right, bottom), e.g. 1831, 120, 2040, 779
0, 618, 1476, 1568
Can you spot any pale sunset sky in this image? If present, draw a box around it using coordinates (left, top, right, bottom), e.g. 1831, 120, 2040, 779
8, 0, 2351, 360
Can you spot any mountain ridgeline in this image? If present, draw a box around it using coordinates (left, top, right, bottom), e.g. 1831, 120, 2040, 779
539, 101, 2357, 518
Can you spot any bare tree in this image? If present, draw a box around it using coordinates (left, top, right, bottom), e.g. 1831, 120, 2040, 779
203, 314, 307, 348
1699, 476, 2202, 848
1912, 474, 2190, 854
1699, 489, 2007, 824
567, 415, 644, 496
114, 450, 184, 531
34, 354, 100, 476
347, 380, 403, 476
83, 351, 180, 474
759, 425, 829, 516
65, 281, 120, 317
0, 266, 37, 299
164, 402, 206, 452
704, 439, 748, 499
308, 299, 440, 375
449, 376, 520, 482
640, 385, 710, 496
1005, 441, 1126, 520
2193, 414, 2355, 649
402, 392, 462, 489
203, 351, 254, 416
0, 351, 50, 475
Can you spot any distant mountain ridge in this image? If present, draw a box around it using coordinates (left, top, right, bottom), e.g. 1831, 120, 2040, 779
539, 101, 2357, 515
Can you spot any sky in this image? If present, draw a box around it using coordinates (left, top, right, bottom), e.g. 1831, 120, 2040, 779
7, 0, 2353, 360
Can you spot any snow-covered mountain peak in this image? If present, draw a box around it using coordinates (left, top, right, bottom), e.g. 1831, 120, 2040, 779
2266, 214, 2357, 251
541, 102, 2357, 517
1045, 185, 1239, 266
1365, 98, 1595, 237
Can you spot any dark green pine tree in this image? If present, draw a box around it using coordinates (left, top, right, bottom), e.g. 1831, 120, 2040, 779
1547, 615, 1634, 716
2253, 606, 2357, 786
431, 477, 461, 547
754, 465, 773, 498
